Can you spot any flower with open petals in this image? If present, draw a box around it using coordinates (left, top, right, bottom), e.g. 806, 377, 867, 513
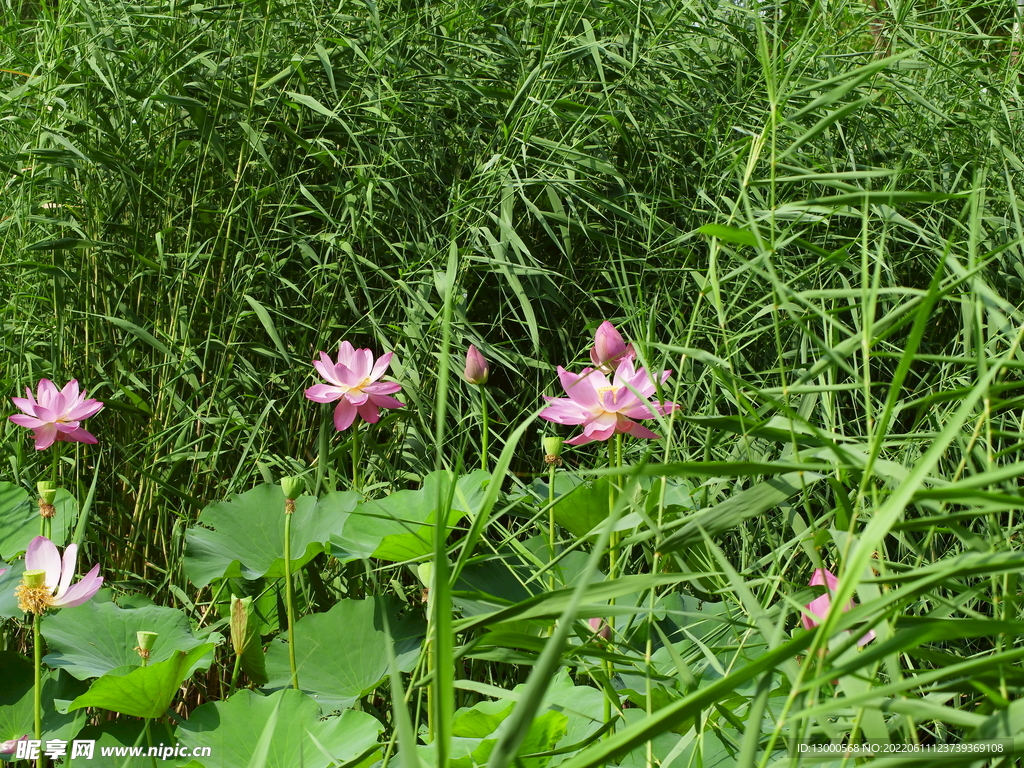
464, 345, 489, 385
802, 568, 874, 647
9, 379, 104, 450
14, 536, 103, 614
589, 321, 636, 373
540, 358, 677, 446
305, 341, 405, 431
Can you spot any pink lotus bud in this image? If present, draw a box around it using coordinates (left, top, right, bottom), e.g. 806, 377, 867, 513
589, 321, 635, 371
587, 617, 611, 640
802, 568, 874, 647
0, 736, 28, 755
464, 345, 489, 385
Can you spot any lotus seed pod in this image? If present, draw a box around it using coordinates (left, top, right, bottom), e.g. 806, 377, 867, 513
281, 475, 305, 500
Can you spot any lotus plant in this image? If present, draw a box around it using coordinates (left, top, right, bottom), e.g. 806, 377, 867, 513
306, 341, 404, 490
464, 345, 491, 471
802, 568, 875, 647
9, 379, 104, 450
14, 536, 102, 768
540, 358, 678, 445
589, 321, 635, 373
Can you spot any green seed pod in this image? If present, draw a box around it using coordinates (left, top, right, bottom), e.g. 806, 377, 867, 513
281, 475, 305, 500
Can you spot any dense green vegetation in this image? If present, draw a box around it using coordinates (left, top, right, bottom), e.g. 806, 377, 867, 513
3, 0, 1024, 764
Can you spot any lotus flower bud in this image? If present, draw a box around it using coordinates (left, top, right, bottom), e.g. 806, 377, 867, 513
589, 321, 635, 371
464, 345, 489, 385
587, 617, 611, 640
230, 595, 254, 656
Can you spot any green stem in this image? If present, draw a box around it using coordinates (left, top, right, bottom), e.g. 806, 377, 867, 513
603, 436, 622, 737
228, 651, 242, 697
548, 462, 556, 592
479, 388, 489, 473
33, 613, 42, 768
283, 503, 299, 690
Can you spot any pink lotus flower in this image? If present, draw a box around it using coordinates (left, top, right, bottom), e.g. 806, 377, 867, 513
9, 379, 104, 450
305, 341, 405, 431
802, 568, 875, 647
464, 345, 489, 385
15, 536, 103, 613
540, 359, 677, 445
589, 321, 636, 373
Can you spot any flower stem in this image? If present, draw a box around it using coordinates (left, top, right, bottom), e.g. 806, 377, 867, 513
479, 388, 489, 473
33, 613, 42, 768
283, 500, 299, 690
548, 462, 556, 593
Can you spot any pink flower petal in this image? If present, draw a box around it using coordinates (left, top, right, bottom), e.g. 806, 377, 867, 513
333, 399, 358, 431
370, 351, 394, 382
313, 353, 342, 385
346, 390, 370, 406
10, 397, 36, 415
26, 536, 61, 590
366, 394, 404, 410
33, 423, 58, 450
356, 401, 381, 424
305, 384, 344, 403
336, 341, 356, 368
9, 414, 44, 429
539, 399, 589, 425
65, 398, 104, 421
54, 543, 79, 599
622, 421, 660, 440
60, 379, 80, 405
362, 381, 401, 396
57, 427, 97, 445
54, 563, 103, 607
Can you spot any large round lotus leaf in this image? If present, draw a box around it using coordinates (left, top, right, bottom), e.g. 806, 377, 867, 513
550, 476, 615, 539
330, 470, 489, 562
0, 652, 87, 749
0, 559, 25, 619
69, 644, 215, 719
0, 482, 79, 560
264, 598, 423, 712
42, 599, 218, 679
176, 688, 382, 768
417, 700, 567, 768
184, 486, 358, 587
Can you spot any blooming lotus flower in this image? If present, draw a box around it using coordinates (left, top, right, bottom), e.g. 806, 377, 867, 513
589, 321, 635, 373
9, 379, 104, 450
540, 358, 678, 445
14, 536, 103, 614
464, 345, 489, 385
802, 568, 875, 647
305, 341, 405, 431
0, 735, 28, 755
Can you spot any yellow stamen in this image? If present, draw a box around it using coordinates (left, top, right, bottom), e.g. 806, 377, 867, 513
15, 584, 54, 615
